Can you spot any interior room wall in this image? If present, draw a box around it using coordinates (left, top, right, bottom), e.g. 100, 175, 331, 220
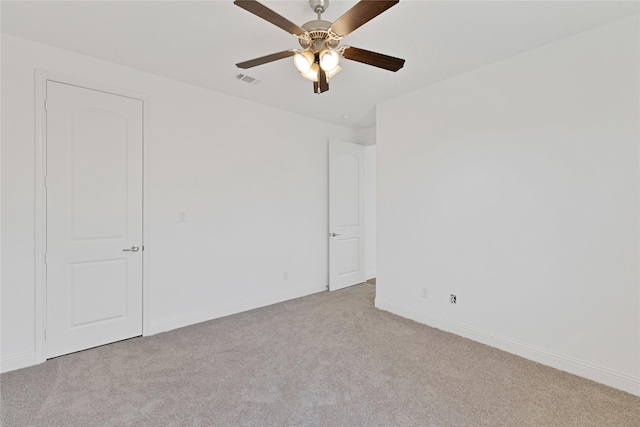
364, 145, 377, 280
357, 126, 376, 147
0, 34, 357, 372
376, 15, 639, 395
357, 126, 377, 281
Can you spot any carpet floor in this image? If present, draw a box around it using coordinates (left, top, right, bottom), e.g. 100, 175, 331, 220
1, 283, 639, 426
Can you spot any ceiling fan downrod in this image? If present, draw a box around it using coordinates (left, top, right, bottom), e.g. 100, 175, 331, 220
309, 0, 329, 20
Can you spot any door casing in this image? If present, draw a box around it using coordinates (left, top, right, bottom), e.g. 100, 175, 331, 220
34, 70, 150, 364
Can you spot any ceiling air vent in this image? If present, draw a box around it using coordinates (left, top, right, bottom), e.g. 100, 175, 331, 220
235, 74, 261, 85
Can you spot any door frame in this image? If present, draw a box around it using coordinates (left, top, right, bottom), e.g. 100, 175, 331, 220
34, 70, 150, 364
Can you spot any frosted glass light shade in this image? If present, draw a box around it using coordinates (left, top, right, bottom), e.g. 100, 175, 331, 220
293, 50, 314, 73
300, 63, 320, 82
319, 49, 340, 72
326, 65, 342, 79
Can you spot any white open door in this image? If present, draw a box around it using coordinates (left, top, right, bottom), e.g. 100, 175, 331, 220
329, 139, 365, 291
45, 81, 143, 358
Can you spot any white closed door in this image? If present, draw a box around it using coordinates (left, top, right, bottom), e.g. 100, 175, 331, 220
329, 139, 365, 291
45, 81, 143, 358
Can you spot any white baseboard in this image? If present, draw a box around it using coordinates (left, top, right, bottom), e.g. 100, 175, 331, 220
365, 271, 376, 281
148, 285, 325, 336
1, 351, 37, 374
375, 298, 640, 397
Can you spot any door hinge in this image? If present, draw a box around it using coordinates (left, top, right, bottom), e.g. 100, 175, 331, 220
44, 252, 48, 264
44, 329, 47, 340
44, 175, 48, 188
44, 99, 48, 111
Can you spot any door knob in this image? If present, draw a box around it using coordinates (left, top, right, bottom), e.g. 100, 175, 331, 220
330, 233, 340, 237
123, 245, 140, 252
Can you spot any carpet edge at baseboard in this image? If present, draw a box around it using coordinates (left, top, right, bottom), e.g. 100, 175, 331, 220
147, 285, 326, 336
374, 297, 640, 397
0, 351, 37, 374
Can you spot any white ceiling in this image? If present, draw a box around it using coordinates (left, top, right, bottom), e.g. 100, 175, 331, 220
2, 0, 638, 129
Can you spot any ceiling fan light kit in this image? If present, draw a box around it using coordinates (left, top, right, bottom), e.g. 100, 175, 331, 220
319, 48, 340, 72
234, 0, 405, 94
300, 62, 321, 81
293, 49, 315, 73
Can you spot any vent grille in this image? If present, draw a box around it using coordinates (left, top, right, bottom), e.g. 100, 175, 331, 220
235, 74, 261, 85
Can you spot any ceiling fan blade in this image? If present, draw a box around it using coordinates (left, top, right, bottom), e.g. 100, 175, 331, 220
236, 50, 295, 69
318, 68, 329, 93
342, 47, 405, 72
234, 0, 306, 36
330, 0, 399, 37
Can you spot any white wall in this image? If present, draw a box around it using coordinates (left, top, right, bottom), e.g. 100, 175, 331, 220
358, 126, 377, 281
0, 34, 356, 371
364, 145, 377, 280
358, 126, 376, 147
376, 15, 640, 395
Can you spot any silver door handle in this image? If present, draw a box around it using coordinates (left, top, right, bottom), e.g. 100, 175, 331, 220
330, 233, 340, 237
123, 245, 140, 252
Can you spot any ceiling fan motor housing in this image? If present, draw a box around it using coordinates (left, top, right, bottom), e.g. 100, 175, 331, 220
299, 20, 341, 52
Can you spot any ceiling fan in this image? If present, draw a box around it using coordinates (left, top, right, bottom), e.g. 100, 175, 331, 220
234, 0, 405, 94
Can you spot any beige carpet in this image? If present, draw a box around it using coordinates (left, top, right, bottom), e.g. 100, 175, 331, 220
1, 283, 638, 426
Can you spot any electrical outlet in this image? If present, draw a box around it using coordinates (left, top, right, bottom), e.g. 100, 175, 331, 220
450, 294, 457, 304
283, 271, 289, 280
421, 287, 429, 299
